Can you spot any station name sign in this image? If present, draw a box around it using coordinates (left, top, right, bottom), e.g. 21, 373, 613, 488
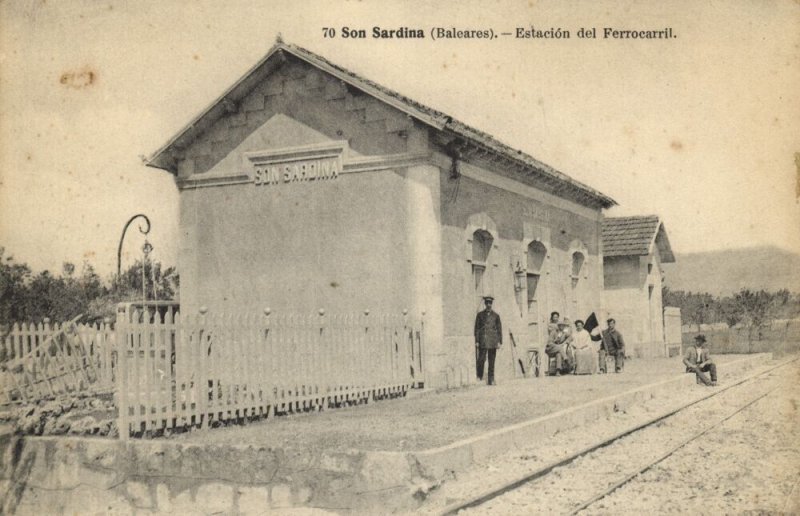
245, 141, 347, 187
253, 157, 339, 185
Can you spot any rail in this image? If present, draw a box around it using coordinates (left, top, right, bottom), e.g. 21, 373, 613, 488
440, 356, 798, 515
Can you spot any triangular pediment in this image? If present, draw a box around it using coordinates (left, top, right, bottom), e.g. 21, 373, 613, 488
147, 40, 616, 209
172, 54, 411, 179
247, 113, 335, 150
195, 113, 367, 180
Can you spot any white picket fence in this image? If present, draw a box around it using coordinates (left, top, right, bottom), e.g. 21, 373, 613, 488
116, 310, 424, 439
1, 320, 115, 403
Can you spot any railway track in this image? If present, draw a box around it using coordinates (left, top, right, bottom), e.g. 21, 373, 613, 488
439, 357, 798, 515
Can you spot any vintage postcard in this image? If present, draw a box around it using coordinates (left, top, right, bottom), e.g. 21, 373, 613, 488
1, 1, 798, 514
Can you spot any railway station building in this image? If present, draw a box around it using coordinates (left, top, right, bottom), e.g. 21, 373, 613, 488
601, 216, 677, 358
146, 40, 621, 388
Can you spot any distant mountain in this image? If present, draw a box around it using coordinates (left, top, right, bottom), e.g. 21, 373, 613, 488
662, 246, 800, 296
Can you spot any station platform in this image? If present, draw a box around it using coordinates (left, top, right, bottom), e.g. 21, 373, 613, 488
1, 353, 772, 515
174, 353, 762, 452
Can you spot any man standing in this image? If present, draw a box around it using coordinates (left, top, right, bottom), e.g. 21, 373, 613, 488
598, 318, 626, 373
474, 296, 502, 385
683, 334, 718, 386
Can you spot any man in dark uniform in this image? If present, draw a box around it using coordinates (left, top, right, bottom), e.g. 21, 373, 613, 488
474, 296, 502, 385
597, 318, 626, 373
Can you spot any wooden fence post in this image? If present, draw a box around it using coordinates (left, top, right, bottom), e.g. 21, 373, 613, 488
117, 313, 129, 441
198, 307, 209, 432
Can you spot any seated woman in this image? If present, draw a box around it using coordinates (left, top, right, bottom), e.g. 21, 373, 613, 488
572, 319, 598, 375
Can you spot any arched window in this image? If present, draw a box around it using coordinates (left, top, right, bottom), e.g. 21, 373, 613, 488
571, 252, 585, 282
472, 230, 493, 309
571, 251, 585, 317
526, 241, 547, 342
527, 241, 547, 273
526, 241, 547, 311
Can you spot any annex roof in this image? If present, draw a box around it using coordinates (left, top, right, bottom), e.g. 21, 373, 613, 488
146, 38, 616, 209
602, 215, 675, 263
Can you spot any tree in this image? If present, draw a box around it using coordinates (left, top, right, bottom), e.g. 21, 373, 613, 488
718, 296, 743, 327
86, 259, 180, 323
8, 261, 109, 324
0, 249, 178, 326
731, 289, 776, 347
112, 259, 178, 301
0, 248, 32, 329
662, 287, 719, 326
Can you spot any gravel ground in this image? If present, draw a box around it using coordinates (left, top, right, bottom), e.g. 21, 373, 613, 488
174, 355, 753, 452
416, 359, 798, 515
585, 361, 800, 515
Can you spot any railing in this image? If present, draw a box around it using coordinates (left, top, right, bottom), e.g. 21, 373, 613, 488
116, 310, 424, 439
0, 319, 115, 403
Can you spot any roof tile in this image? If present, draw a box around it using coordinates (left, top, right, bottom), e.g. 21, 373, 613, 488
602, 216, 661, 257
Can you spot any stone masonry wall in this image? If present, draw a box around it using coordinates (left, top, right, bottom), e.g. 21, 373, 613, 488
0, 435, 428, 514
179, 54, 425, 179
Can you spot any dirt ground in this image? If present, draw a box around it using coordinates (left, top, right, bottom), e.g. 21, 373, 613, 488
419, 358, 797, 515
591, 363, 800, 514
174, 355, 755, 452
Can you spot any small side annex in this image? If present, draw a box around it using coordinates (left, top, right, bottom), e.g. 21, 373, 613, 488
602, 215, 676, 358
146, 39, 617, 388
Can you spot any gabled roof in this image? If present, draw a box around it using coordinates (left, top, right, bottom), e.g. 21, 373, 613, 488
146, 38, 616, 209
602, 215, 675, 263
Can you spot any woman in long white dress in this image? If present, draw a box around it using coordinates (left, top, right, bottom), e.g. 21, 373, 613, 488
572, 319, 598, 374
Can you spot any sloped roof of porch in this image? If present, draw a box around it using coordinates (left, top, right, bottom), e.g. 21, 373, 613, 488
602, 215, 676, 263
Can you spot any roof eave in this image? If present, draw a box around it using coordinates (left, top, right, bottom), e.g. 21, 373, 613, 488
144, 40, 618, 209
144, 43, 287, 175
646, 219, 676, 263
439, 128, 617, 209
285, 44, 450, 131
145, 42, 452, 175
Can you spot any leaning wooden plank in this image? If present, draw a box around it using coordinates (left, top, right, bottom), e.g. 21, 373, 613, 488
72, 323, 101, 385
19, 315, 82, 361
60, 329, 89, 391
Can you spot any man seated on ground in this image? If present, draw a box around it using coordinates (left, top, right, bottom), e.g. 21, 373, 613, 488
545, 317, 573, 375
683, 334, 718, 386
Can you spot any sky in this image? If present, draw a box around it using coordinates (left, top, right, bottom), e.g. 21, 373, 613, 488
1, 0, 799, 278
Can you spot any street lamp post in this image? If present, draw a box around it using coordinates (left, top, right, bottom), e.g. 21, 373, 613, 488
117, 214, 151, 281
